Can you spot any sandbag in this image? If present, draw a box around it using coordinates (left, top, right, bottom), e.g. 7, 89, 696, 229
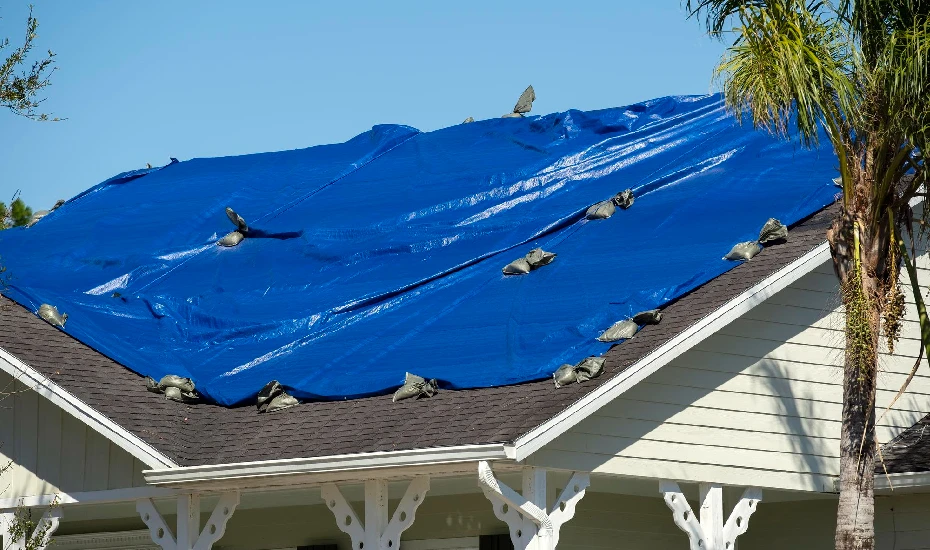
503, 248, 556, 275
632, 309, 662, 325
225, 207, 249, 233
256, 380, 299, 412
144, 376, 160, 393
585, 200, 616, 220
501, 112, 524, 119
217, 231, 245, 247
502, 258, 532, 275
463, 117, 475, 123
513, 85, 535, 114
28, 199, 66, 227
26, 210, 49, 227
552, 364, 577, 387
145, 374, 199, 402
164, 386, 198, 403
758, 218, 788, 244
525, 248, 557, 268
723, 241, 762, 261
266, 392, 299, 412
597, 319, 638, 342
37, 304, 67, 328
553, 356, 605, 388
612, 189, 634, 209
158, 375, 196, 393
392, 372, 439, 402
574, 356, 605, 382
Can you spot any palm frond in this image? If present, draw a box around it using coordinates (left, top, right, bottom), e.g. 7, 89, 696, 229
713, 2, 856, 148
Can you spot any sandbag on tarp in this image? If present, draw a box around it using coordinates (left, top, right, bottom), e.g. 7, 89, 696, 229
585, 200, 615, 220
503, 85, 536, 118
502, 248, 556, 275
37, 304, 67, 328
0, 93, 838, 405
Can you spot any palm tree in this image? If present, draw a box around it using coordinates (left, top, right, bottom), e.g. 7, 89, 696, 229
684, 1, 930, 548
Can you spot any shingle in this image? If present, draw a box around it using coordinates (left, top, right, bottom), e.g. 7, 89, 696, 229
0, 203, 841, 467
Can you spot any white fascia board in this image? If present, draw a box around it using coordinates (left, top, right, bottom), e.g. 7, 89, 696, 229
511, 241, 832, 461
874, 471, 930, 491
144, 443, 511, 486
0, 346, 177, 469
0, 486, 178, 510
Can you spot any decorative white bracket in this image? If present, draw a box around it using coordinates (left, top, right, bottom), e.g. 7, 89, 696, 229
477, 461, 589, 550
659, 481, 762, 550
136, 492, 239, 550
0, 504, 62, 550
321, 476, 430, 550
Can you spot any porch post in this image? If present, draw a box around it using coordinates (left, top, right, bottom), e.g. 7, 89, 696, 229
137, 491, 239, 550
659, 480, 762, 550
322, 475, 430, 549
477, 460, 590, 550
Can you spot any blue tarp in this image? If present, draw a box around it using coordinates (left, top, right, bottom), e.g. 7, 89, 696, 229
0, 94, 838, 406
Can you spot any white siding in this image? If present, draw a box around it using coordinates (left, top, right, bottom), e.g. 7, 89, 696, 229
0, 371, 147, 499
530, 257, 930, 492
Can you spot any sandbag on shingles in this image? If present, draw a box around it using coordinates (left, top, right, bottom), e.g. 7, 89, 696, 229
145, 374, 199, 403
723, 241, 762, 261
256, 380, 300, 413
553, 356, 606, 388
392, 372, 439, 402
758, 218, 788, 244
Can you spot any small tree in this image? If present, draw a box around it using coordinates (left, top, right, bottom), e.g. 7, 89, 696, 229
8, 198, 31, 228
1, 5, 57, 121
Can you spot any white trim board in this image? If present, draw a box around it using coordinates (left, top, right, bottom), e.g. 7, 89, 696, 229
144, 444, 511, 486
875, 471, 930, 491
511, 241, 833, 461
0, 486, 178, 511
0, 345, 177, 469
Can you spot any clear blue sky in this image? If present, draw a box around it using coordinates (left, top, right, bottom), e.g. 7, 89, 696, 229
1, 1, 724, 211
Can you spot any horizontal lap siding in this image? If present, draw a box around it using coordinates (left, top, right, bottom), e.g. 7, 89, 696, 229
0, 371, 147, 499
741, 493, 930, 550
531, 257, 930, 492
179, 491, 930, 550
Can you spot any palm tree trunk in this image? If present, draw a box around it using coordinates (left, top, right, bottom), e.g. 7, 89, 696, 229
833, 222, 882, 550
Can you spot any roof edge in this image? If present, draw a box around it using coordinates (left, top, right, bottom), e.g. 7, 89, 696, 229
875, 471, 930, 491
143, 443, 513, 486
0, 345, 178, 469
511, 240, 833, 461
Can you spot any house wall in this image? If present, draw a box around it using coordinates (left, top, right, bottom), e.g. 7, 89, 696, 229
0, 371, 148, 499
210, 491, 930, 550
528, 256, 930, 492
46, 489, 930, 550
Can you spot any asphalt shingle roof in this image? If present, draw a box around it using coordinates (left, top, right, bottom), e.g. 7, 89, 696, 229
0, 204, 838, 467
